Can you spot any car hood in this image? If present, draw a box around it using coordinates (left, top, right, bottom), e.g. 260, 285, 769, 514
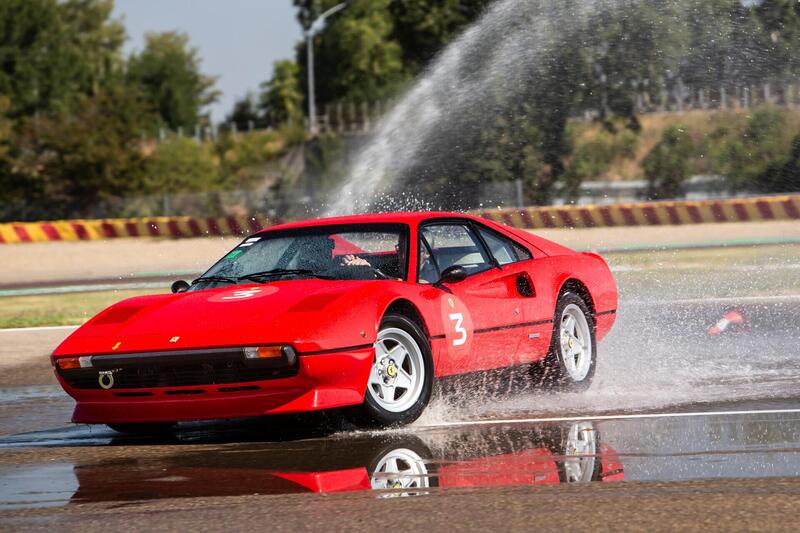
54, 280, 385, 357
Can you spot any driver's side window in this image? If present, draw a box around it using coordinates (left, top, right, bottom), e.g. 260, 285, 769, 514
419, 224, 492, 283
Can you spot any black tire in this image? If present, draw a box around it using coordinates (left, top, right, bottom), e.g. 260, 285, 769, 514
532, 292, 597, 390
352, 314, 434, 428
107, 422, 176, 435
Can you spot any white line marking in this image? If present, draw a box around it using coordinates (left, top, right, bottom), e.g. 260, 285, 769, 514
669, 294, 800, 304
0, 281, 165, 297
642, 294, 800, 306
611, 263, 800, 274
0, 325, 79, 333
419, 408, 800, 429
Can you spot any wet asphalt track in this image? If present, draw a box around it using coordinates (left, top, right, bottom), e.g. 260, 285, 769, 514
1, 273, 800, 529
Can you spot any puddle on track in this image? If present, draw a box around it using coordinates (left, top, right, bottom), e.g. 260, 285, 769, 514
2, 408, 800, 509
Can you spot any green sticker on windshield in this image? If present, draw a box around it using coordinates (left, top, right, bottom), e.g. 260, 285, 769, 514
225, 250, 244, 260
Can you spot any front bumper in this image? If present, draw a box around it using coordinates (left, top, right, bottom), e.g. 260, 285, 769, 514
57, 346, 374, 424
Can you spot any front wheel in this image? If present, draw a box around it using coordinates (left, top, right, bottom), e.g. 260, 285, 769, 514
369, 440, 435, 492
534, 292, 596, 390
354, 314, 434, 427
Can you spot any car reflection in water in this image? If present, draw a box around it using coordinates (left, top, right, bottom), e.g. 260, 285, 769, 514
69, 422, 623, 503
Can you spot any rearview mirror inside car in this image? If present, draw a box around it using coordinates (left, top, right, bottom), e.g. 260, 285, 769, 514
171, 280, 190, 293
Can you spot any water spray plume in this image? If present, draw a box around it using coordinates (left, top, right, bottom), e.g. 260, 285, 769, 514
327, 0, 772, 216
328, 0, 603, 215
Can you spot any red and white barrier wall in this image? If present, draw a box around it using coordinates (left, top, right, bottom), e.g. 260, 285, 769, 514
0, 194, 798, 244
477, 194, 800, 228
0, 215, 273, 244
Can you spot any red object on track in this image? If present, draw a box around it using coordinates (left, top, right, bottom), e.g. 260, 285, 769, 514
51, 212, 618, 428
707, 306, 750, 336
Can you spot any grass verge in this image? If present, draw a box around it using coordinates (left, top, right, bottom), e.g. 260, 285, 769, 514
0, 289, 156, 329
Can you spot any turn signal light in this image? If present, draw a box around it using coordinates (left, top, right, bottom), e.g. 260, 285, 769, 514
243, 346, 297, 365
56, 356, 93, 370
56, 357, 80, 370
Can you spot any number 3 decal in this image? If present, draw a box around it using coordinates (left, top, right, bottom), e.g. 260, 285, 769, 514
221, 288, 261, 300
449, 313, 467, 346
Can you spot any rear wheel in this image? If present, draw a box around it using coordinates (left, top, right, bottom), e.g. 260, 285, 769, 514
558, 421, 600, 483
355, 314, 433, 427
534, 292, 596, 390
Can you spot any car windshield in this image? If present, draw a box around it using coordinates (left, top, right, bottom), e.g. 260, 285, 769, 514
191, 223, 409, 289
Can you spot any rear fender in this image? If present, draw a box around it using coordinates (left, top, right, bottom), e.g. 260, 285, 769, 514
524, 253, 617, 341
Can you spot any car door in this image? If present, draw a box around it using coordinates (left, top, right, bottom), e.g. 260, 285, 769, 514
419, 222, 527, 375
473, 224, 551, 363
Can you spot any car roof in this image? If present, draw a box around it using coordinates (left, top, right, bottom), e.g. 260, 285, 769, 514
253, 211, 575, 257
257, 211, 480, 233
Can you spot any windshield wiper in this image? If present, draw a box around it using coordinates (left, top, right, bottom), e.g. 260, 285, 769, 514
239, 269, 335, 282
191, 275, 238, 285
192, 269, 334, 286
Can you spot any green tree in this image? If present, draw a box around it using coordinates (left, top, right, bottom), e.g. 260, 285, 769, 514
470, 104, 549, 204
334, 0, 405, 102
0, 0, 75, 117
295, 0, 490, 76
761, 134, 800, 193
143, 137, 217, 194
388, 0, 490, 72
126, 32, 219, 130
0, 96, 18, 217
294, 0, 405, 107
12, 88, 154, 218
225, 93, 262, 132
643, 125, 693, 200
678, 1, 735, 86
579, 1, 687, 118
259, 60, 304, 126
59, 0, 126, 94
0, 96, 11, 162
0, 0, 124, 118
715, 107, 793, 190
293, 0, 335, 30
755, 0, 800, 81
563, 119, 639, 198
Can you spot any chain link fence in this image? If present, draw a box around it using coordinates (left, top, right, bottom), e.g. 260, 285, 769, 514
3, 175, 756, 223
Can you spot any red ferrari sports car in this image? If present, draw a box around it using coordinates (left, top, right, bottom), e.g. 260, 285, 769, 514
51, 212, 617, 431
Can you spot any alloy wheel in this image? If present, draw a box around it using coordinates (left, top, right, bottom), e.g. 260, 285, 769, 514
559, 304, 593, 382
368, 327, 426, 413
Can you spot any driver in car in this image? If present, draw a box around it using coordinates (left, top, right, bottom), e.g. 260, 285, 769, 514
342, 242, 406, 280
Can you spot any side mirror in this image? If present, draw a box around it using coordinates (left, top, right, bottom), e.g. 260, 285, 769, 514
171, 280, 190, 294
435, 265, 468, 286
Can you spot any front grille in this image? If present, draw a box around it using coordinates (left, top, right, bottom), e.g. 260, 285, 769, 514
57, 348, 297, 390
